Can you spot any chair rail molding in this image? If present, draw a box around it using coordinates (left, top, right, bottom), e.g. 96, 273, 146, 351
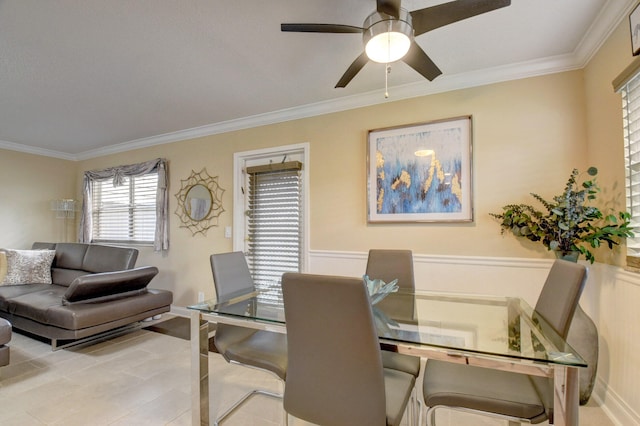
307, 249, 640, 426
171, 250, 640, 426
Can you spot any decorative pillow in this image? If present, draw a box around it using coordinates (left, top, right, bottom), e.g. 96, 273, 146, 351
0, 251, 7, 283
1, 249, 56, 285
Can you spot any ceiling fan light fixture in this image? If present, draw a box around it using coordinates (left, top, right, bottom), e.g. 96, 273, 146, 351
363, 9, 413, 63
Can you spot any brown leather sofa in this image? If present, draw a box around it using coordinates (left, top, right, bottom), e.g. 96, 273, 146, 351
0, 242, 172, 349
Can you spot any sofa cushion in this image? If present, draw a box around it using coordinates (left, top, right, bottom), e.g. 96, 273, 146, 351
82, 245, 138, 272
8, 287, 172, 330
0, 284, 53, 310
1, 249, 56, 285
5, 286, 69, 324
51, 268, 91, 287
63, 267, 158, 304
52, 243, 88, 270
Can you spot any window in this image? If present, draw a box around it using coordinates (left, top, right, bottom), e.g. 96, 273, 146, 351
234, 144, 309, 301
91, 173, 158, 243
80, 158, 169, 251
619, 70, 640, 263
246, 161, 303, 291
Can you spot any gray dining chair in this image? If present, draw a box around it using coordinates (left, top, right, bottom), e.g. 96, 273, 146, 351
421, 259, 588, 425
366, 249, 421, 376
281, 272, 416, 426
210, 251, 288, 424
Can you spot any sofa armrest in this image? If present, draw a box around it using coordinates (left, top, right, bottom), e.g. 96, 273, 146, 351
62, 266, 159, 304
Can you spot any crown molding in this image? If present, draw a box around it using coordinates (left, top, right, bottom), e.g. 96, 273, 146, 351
574, 0, 637, 67
5, 25, 627, 163
2, 1, 634, 162
73, 54, 582, 161
0, 54, 586, 162
0, 139, 77, 161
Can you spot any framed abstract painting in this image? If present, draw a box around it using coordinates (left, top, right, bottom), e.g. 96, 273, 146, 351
367, 116, 473, 223
631, 2, 640, 56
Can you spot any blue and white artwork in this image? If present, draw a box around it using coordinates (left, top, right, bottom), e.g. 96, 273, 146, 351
368, 117, 472, 222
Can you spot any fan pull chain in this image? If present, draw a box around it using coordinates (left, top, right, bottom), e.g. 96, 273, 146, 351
385, 64, 391, 98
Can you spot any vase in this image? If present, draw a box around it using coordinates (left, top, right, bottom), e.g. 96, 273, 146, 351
555, 250, 580, 262
567, 304, 598, 404
553, 250, 598, 404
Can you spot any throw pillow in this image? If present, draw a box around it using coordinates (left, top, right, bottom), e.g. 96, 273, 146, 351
1, 249, 56, 285
0, 251, 7, 283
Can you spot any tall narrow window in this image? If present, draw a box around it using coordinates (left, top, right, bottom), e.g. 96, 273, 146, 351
245, 161, 303, 299
620, 72, 640, 263
80, 158, 169, 251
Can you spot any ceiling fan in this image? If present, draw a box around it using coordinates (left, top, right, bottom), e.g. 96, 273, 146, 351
281, 0, 511, 88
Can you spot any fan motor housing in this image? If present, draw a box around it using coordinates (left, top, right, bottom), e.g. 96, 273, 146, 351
363, 8, 414, 63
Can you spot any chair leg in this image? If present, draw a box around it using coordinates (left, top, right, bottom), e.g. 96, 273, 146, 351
215, 389, 282, 425
425, 406, 437, 426
281, 378, 288, 426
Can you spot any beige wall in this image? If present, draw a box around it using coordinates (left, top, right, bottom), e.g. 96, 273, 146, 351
0, 37, 626, 310
583, 18, 640, 424
74, 69, 590, 306
2, 16, 640, 421
0, 11, 631, 310
0, 149, 77, 248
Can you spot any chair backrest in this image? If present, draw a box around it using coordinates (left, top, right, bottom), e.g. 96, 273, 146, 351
365, 249, 415, 291
210, 251, 255, 302
366, 249, 416, 322
534, 259, 588, 339
282, 273, 387, 426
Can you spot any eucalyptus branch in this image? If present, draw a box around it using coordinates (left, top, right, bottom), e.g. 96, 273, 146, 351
490, 168, 634, 263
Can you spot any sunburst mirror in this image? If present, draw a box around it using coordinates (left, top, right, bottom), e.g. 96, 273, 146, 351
174, 168, 225, 236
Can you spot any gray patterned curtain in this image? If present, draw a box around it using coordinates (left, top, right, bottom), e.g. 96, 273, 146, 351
79, 158, 169, 252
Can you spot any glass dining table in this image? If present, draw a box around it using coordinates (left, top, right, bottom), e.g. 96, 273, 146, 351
188, 288, 586, 426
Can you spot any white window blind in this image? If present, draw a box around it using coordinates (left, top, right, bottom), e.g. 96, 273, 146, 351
246, 161, 303, 300
621, 72, 640, 259
91, 173, 158, 244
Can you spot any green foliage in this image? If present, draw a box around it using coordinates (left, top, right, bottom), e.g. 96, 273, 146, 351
490, 168, 634, 263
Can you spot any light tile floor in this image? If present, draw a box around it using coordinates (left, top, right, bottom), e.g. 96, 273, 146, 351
0, 318, 615, 426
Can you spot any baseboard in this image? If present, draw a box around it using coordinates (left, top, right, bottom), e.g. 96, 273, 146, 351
593, 376, 640, 425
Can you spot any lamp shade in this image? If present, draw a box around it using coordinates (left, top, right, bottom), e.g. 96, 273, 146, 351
363, 9, 413, 64
50, 199, 76, 219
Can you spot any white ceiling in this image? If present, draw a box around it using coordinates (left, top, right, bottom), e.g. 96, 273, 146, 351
0, 0, 635, 160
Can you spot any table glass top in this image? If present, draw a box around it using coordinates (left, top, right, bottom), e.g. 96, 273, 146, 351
188, 289, 586, 367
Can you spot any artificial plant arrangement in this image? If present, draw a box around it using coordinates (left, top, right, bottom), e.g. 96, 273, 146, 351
490, 167, 634, 263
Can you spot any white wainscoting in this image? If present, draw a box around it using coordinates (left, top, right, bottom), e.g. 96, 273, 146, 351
308, 250, 640, 426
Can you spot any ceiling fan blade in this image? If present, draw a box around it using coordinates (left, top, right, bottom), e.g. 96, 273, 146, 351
281, 23, 363, 33
377, 0, 401, 18
411, 0, 511, 36
335, 52, 369, 88
403, 43, 442, 81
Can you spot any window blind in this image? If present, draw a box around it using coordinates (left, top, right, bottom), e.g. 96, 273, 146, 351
246, 161, 303, 302
621, 72, 640, 262
91, 173, 158, 243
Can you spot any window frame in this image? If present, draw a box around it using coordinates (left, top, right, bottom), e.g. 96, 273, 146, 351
80, 158, 169, 251
620, 73, 640, 265
90, 172, 158, 245
233, 143, 310, 274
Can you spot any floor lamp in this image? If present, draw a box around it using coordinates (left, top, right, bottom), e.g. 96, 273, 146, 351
50, 199, 76, 242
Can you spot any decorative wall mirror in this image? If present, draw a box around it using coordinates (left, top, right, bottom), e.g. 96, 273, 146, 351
175, 168, 225, 236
